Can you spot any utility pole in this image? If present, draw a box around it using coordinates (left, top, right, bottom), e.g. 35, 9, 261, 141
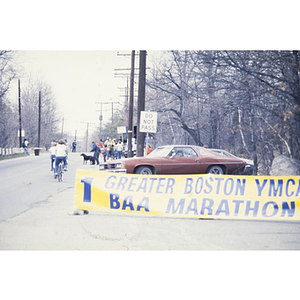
86, 122, 89, 152
117, 76, 129, 126
115, 51, 143, 157
18, 80, 22, 147
136, 50, 147, 157
112, 102, 114, 125
95, 101, 119, 127
98, 103, 103, 137
81, 121, 95, 151
127, 50, 135, 157
38, 91, 41, 147
61, 117, 64, 139
125, 76, 129, 127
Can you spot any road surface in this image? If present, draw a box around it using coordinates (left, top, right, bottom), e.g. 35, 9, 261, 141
0, 152, 81, 222
0, 152, 300, 250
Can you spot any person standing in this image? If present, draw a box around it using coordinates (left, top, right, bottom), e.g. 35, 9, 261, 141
147, 144, 153, 155
102, 145, 108, 162
98, 139, 103, 148
97, 139, 103, 162
22, 138, 30, 155
115, 140, 123, 159
90, 140, 99, 165
104, 137, 110, 147
105, 138, 111, 160
72, 140, 77, 152
109, 140, 115, 160
112, 138, 117, 158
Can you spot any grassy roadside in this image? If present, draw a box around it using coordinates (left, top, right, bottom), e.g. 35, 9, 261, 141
0, 153, 27, 161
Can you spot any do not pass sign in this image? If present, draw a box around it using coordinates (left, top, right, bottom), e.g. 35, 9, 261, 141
140, 111, 157, 133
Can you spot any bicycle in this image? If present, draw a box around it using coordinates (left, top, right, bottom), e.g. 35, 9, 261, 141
57, 160, 64, 182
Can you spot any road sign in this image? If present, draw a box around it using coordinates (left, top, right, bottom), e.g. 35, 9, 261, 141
140, 111, 157, 133
117, 126, 127, 134
18, 129, 25, 137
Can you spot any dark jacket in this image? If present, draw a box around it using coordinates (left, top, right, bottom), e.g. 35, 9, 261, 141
91, 143, 99, 154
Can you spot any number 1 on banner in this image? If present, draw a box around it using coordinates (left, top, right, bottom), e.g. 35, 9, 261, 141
81, 177, 94, 202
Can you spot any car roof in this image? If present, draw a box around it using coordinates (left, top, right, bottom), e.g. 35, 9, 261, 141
157, 145, 203, 148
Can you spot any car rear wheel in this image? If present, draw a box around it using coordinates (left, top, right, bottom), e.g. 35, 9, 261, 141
135, 166, 154, 175
207, 165, 224, 175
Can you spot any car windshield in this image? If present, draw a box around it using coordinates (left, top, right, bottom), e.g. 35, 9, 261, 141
147, 146, 173, 157
211, 149, 235, 157
195, 146, 209, 155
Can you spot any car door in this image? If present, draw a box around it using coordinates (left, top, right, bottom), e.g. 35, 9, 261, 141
161, 147, 200, 174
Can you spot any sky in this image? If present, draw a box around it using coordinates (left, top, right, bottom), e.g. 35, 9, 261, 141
8, 50, 150, 139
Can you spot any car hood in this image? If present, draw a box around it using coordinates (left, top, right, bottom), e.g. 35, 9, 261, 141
244, 159, 254, 165
106, 157, 156, 164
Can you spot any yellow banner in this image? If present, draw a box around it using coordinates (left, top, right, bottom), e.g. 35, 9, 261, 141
74, 170, 300, 221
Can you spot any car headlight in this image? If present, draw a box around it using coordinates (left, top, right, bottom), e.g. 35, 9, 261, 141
116, 162, 125, 169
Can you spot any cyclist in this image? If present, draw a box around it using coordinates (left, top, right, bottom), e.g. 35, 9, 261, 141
49, 141, 57, 171
54, 139, 68, 179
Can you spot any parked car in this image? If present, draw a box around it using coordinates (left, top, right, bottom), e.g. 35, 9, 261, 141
123, 148, 136, 158
123, 139, 137, 158
99, 145, 247, 175
209, 148, 254, 175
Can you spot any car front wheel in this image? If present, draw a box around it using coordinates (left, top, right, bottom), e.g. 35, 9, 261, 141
135, 166, 154, 175
207, 165, 224, 175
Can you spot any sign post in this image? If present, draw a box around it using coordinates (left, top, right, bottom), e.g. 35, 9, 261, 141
139, 111, 157, 155
117, 126, 127, 143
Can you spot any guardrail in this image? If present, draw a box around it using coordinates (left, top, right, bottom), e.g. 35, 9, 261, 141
0, 147, 25, 156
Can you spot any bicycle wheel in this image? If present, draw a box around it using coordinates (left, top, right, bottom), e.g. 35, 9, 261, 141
58, 163, 63, 182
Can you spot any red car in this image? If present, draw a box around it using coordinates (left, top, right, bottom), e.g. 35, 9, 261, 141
209, 148, 254, 175
99, 145, 246, 175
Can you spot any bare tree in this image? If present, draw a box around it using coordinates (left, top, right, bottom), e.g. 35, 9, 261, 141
21, 77, 59, 149
147, 51, 206, 145
0, 51, 17, 103
147, 50, 300, 173
0, 51, 18, 147
223, 50, 300, 161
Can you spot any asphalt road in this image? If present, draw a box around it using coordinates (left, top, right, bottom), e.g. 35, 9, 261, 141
0, 152, 81, 222
0, 151, 300, 250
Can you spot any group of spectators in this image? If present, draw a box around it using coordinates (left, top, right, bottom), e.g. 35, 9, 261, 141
90, 137, 124, 164
94, 137, 154, 164
48, 136, 153, 168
